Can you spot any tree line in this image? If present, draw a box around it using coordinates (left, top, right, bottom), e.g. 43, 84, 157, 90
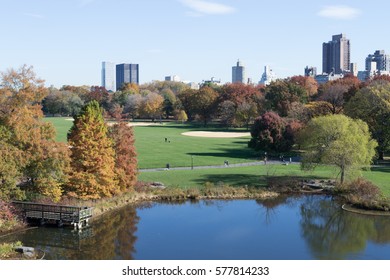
42, 72, 390, 161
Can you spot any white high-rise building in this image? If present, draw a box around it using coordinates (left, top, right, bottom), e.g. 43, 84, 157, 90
259, 66, 277, 86
101, 62, 116, 92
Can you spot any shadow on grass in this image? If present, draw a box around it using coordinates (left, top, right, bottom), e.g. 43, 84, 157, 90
193, 174, 331, 188
187, 149, 257, 161
370, 166, 390, 173
194, 173, 268, 187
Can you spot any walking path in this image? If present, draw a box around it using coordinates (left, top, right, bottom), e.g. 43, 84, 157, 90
139, 160, 299, 172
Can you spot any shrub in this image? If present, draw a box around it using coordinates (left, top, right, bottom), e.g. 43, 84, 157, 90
0, 241, 22, 259
0, 200, 21, 233
343, 178, 389, 211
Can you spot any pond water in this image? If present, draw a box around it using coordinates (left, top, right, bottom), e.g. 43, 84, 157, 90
2, 195, 390, 260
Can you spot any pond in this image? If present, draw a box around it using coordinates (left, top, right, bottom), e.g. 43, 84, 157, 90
2, 195, 390, 260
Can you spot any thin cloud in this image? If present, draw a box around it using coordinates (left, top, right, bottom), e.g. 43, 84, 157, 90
23, 13, 44, 19
180, 0, 236, 15
318, 5, 361, 20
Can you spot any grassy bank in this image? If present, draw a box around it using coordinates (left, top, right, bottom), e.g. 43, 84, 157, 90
139, 164, 390, 197
64, 185, 278, 219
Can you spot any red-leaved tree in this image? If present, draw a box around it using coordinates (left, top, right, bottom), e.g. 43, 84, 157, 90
109, 122, 138, 192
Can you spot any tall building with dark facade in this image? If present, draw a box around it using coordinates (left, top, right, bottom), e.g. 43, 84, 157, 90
322, 34, 350, 75
116, 63, 139, 90
232, 60, 245, 83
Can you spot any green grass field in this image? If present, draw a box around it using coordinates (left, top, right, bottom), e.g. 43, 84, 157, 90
45, 117, 257, 169
138, 164, 390, 196
45, 117, 74, 143
45, 117, 390, 196
133, 124, 255, 169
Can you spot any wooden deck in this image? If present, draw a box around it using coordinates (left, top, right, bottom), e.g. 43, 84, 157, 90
12, 201, 93, 230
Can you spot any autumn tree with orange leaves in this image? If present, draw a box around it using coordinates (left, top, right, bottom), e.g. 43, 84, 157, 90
0, 65, 70, 202
109, 122, 137, 192
67, 101, 119, 199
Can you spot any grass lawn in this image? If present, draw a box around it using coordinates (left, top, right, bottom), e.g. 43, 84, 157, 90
45, 117, 257, 169
133, 124, 255, 169
45, 117, 74, 142
139, 164, 390, 197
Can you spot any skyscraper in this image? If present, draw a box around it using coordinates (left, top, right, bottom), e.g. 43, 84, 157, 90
116, 63, 139, 90
101, 62, 116, 92
232, 60, 245, 83
259, 66, 277, 86
365, 50, 390, 72
322, 34, 350, 75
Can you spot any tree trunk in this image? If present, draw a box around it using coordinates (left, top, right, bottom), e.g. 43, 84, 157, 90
378, 150, 385, 160
340, 166, 345, 184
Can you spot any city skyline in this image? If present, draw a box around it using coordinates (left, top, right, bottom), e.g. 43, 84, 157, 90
1, 1, 390, 87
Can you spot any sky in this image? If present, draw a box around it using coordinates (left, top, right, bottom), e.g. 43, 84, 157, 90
1, 0, 389, 87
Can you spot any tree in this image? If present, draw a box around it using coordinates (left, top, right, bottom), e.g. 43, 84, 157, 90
218, 100, 236, 127
0, 126, 26, 200
86, 86, 110, 109
265, 80, 306, 117
43, 88, 84, 116
174, 110, 188, 123
120, 83, 139, 94
235, 101, 258, 130
304, 101, 334, 118
161, 88, 177, 118
177, 89, 197, 121
109, 122, 137, 192
344, 81, 390, 159
67, 101, 118, 199
289, 76, 318, 97
249, 112, 289, 152
220, 83, 263, 105
299, 115, 377, 183
317, 84, 348, 114
124, 94, 143, 119
0, 65, 70, 202
139, 92, 164, 121
191, 86, 219, 126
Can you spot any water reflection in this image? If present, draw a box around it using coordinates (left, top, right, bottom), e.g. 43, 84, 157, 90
1, 204, 140, 259
299, 195, 390, 259
1, 196, 390, 259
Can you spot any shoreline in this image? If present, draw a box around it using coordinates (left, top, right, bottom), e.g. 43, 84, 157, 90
2, 184, 389, 241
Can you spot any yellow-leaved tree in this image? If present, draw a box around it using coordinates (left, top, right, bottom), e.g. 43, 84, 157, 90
0, 65, 70, 202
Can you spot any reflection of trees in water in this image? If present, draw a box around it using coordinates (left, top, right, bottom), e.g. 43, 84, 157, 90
80, 205, 140, 259
255, 195, 291, 225
8, 205, 141, 259
300, 195, 390, 259
201, 200, 230, 212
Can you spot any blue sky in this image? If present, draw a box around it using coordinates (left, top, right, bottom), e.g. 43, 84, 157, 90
1, 0, 389, 87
